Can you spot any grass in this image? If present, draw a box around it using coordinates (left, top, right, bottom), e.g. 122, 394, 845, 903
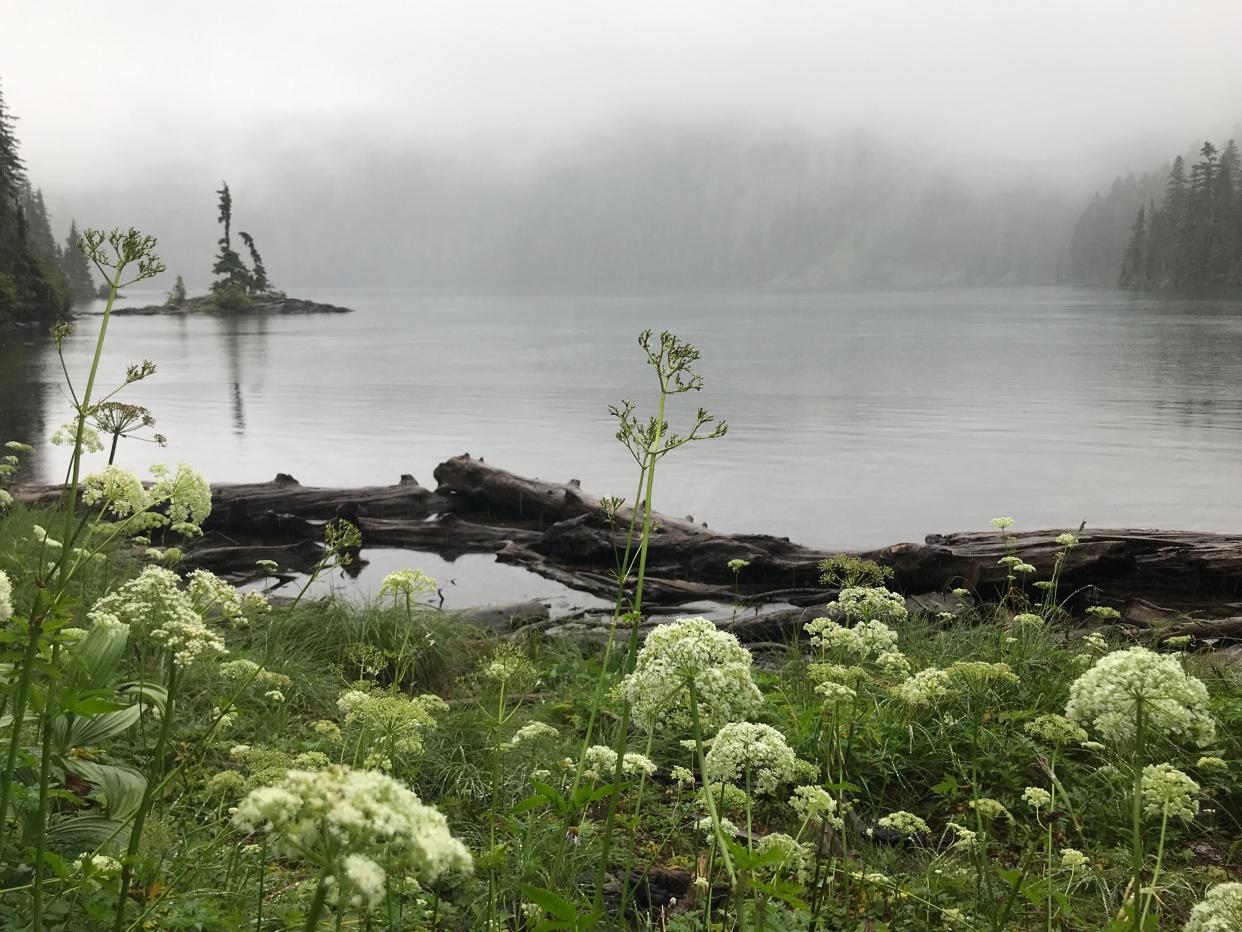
1, 503, 1238, 929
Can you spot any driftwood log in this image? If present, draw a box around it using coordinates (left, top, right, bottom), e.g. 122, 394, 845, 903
14, 455, 1242, 628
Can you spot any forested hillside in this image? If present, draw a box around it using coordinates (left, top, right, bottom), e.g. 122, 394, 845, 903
0, 80, 93, 328
1118, 141, 1241, 289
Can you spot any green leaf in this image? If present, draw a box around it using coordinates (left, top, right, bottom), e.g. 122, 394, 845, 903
520, 884, 579, 923
66, 760, 147, 821
71, 697, 130, 715
53, 703, 141, 750
69, 623, 129, 690
44, 814, 129, 853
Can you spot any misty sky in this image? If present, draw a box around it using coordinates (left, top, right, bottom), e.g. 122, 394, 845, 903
3, 0, 1242, 287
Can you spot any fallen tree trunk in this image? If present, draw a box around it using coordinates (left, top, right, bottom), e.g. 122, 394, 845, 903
14, 456, 1242, 614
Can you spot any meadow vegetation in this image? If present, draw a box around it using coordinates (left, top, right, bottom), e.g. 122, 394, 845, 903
0, 228, 1239, 931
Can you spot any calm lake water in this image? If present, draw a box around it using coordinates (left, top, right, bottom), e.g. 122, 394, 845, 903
3, 287, 1242, 602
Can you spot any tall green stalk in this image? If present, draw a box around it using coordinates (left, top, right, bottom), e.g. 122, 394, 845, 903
113, 659, 178, 932
593, 393, 666, 907
1130, 697, 1146, 932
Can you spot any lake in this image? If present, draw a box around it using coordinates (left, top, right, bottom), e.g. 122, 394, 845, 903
3, 287, 1241, 603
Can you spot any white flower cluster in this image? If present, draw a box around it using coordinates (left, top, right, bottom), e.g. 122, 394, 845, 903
1022, 786, 1053, 811
581, 745, 657, 781
805, 616, 901, 661
503, 721, 559, 750
329, 852, 388, 909
88, 566, 226, 666
616, 617, 762, 734
876, 810, 929, 837
754, 832, 811, 880
1184, 882, 1242, 932
479, 643, 538, 687
0, 569, 11, 623
1060, 848, 1088, 870
1024, 714, 1088, 746
1066, 647, 1215, 746
147, 462, 212, 527
703, 722, 797, 795
82, 465, 147, 517
336, 690, 447, 756
379, 569, 437, 599
789, 785, 843, 830
231, 765, 472, 898
947, 822, 977, 852
892, 667, 955, 706
51, 421, 103, 452
1141, 763, 1200, 822
835, 587, 909, 626
73, 853, 122, 875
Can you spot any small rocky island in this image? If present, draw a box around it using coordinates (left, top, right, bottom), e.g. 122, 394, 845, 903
112, 181, 354, 317
110, 293, 353, 317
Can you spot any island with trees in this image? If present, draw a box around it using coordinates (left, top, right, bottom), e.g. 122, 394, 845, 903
113, 182, 353, 317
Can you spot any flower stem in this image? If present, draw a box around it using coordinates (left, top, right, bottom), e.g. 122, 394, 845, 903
1131, 697, 1146, 932
113, 659, 178, 932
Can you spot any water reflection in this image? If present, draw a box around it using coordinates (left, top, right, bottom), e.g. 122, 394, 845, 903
7, 287, 1242, 552
0, 329, 53, 479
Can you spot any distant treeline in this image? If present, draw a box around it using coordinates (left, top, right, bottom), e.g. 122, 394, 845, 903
0, 79, 97, 328
1066, 138, 1242, 289
1118, 141, 1241, 289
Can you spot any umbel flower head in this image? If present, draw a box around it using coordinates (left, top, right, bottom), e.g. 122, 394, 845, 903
87, 565, 226, 666
337, 689, 447, 757
1141, 763, 1201, 822
789, 785, 844, 830
379, 569, 437, 600
147, 461, 212, 527
876, 810, 930, 838
1066, 646, 1215, 746
0, 569, 12, 623
805, 616, 900, 659
835, 587, 909, 626
616, 616, 762, 734
1184, 882, 1242, 932
82, 465, 147, 517
703, 722, 797, 795
231, 765, 472, 903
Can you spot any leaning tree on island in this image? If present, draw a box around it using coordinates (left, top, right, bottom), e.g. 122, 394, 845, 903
210, 182, 274, 304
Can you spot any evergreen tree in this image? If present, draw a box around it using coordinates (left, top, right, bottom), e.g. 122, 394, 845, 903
0, 79, 70, 326
1114, 140, 1242, 289
211, 181, 250, 296
60, 219, 97, 304
1118, 205, 1146, 286
238, 231, 270, 293
165, 274, 187, 307
18, 186, 57, 263
1212, 140, 1239, 283
1162, 156, 1190, 287
1142, 199, 1163, 286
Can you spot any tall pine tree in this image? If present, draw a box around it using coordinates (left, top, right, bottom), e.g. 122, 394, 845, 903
1117, 141, 1242, 289
211, 181, 251, 296
0, 78, 69, 326
238, 231, 269, 293
60, 219, 97, 304
1118, 205, 1146, 286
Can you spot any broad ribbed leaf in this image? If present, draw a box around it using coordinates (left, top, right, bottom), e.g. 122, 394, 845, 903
66, 760, 147, 821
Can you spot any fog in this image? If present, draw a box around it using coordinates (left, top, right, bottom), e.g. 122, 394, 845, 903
3, 0, 1241, 290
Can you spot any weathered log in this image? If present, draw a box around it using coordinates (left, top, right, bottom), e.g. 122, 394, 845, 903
15, 457, 1242, 615
1155, 616, 1242, 643
206, 473, 446, 533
